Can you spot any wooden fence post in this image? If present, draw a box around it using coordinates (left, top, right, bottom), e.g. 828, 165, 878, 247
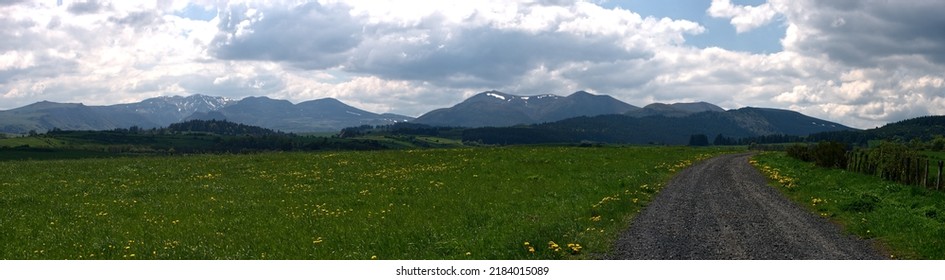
923, 159, 929, 188
937, 161, 943, 191
854, 152, 861, 173
913, 157, 920, 185
902, 157, 909, 184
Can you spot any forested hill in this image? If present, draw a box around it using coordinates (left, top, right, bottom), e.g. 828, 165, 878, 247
810, 116, 945, 145
165, 119, 285, 136
460, 107, 854, 145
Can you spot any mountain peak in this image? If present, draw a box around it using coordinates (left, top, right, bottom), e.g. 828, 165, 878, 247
414, 90, 636, 127
629, 101, 724, 118
473, 90, 514, 101
0, 95, 411, 134
569, 90, 594, 97
18, 100, 84, 111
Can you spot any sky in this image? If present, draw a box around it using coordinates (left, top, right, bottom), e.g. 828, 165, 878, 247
1, 1, 944, 128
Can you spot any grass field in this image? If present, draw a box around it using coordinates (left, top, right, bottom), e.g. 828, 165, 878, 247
752, 152, 945, 259
0, 146, 732, 260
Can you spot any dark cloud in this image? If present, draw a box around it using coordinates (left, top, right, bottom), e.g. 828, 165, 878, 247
0, 55, 79, 84
109, 11, 164, 28
788, 0, 945, 67
211, 2, 652, 89
178, 73, 287, 98
0, 55, 78, 84
560, 59, 657, 92
211, 2, 361, 69
68, 0, 111, 15
347, 26, 649, 88
0, 0, 28, 7
46, 16, 61, 29
0, 17, 37, 51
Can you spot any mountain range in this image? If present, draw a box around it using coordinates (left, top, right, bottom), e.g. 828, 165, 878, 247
0, 95, 412, 133
185, 96, 412, 132
0, 91, 855, 139
413, 90, 638, 127
625, 102, 725, 118
460, 106, 854, 145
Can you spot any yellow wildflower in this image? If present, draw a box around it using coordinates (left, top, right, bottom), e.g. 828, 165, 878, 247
567, 243, 583, 255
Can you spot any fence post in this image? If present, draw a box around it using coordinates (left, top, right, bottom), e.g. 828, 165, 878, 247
937, 161, 943, 191
848, 151, 853, 171
912, 157, 919, 185
854, 152, 861, 173
901, 157, 908, 184
924, 159, 929, 188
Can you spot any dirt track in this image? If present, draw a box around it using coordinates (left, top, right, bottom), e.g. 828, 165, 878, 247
611, 153, 884, 259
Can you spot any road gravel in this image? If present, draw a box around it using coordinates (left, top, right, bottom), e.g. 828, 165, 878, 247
611, 153, 884, 259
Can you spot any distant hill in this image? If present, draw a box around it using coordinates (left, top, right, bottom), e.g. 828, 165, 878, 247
0, 95, 413, 134
166, 119, 284, 136
626, 102, 725, 118
108, 94, 235, 126
188, 97, 415, 132
463, 107, 856, 145
413, 90, 638, 127
0, 101, 157, 133
809, 115, 945, 144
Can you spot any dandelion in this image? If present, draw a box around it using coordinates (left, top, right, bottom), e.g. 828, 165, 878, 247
371, 255, 378, 260
548, 241, 560, 252
567, 243, 583, 255
465, 252, 471, 256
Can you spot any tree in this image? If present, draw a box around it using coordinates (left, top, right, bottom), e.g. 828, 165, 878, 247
931, 135, 945, 151
689, 134, 709, 146
713, 134, 736, 146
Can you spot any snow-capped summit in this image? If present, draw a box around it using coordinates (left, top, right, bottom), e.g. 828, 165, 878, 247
413, 90, 638, 127
110, 94, 237, 126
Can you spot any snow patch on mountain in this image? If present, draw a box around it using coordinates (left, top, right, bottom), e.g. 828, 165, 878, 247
487, 93, 507, 101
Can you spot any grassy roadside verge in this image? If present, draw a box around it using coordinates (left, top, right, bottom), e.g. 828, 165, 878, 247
1, 146, 733, 260
751, 152, 945, 259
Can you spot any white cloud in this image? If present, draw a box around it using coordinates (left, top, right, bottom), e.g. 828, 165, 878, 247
0, 0, 944, 129
707, 0, 780, 33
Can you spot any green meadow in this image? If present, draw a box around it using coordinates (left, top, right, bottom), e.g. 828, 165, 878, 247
752, 152, 945, 259
0, 146, 730, 260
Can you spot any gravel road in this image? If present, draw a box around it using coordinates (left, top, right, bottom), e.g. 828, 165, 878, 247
611, 153, 884, 259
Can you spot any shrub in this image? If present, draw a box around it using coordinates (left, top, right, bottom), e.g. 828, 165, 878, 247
786, 144, 812, 162
841, 193, 882, 212
811, 141, 848, 168
868, 141, 918, 181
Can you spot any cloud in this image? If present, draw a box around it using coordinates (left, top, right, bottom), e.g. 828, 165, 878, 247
211, 0, 702, 90
211, 1, 362, 69
1, 0, 944, 130
707, 0, 780, 33
0, 0, 28, 7
68, 0, 111, 15
780, 0, 945, 68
